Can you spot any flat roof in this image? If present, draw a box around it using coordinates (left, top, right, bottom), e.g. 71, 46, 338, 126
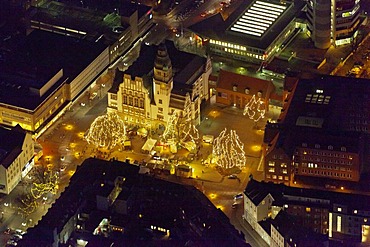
189, 0, 305, 50
56, 0, 151, 17
0, 29, 107, 110
30, 1, 129, 44
281, 75, 370, 132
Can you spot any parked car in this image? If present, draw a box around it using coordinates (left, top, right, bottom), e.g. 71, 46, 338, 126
15, 229, 26, 235
232, 202, 238, 209
234, 193, 243, 200
202, 135, 214, 144
228, 174, 238, 179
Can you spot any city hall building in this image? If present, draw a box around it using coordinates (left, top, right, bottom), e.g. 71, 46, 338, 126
107, 41, 212, 129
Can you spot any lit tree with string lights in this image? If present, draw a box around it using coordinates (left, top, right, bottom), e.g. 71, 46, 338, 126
212, 128, 246, 169
16, 165, 58, 217
162, 111, 179, 142
85, 112, 126, 150
243, 94, 266, 122
179, 118, 200, 143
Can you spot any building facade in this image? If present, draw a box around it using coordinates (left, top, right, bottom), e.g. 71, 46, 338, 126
306, 0, 362, 48
263, 75, 370, 185
188, 0, 306, 64
0, 125, 35, 194
107, 41, 211, 129
243, 179, 370, 246
215, 69, 275, 110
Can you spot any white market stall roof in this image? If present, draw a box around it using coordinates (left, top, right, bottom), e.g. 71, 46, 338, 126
141, 138, 157, 152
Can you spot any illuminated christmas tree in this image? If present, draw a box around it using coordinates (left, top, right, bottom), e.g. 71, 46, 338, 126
243, 94, 266, 122
179, 118, 199, 143
85, 112, 126, 149
16, 165, 58, 217
162, 111, 179, 142
212, 128, 246, 169
30, 164, 59, 200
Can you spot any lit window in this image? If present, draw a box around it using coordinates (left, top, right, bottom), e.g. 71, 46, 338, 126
337, 216, 342, 232
269, 161, 275, 166
306, 207, 311, 212
338, 207, 342, 212
354, 210, 357, 214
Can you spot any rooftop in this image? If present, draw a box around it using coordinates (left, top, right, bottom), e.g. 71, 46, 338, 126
189, 0, 305, 50
245, 178, 370, 211
0, 125, 26, 168
19, 158, 247, 246
109, 40, 206, 95
217, 69, 275, 97
280, 75, 370, 133
0, 29, 107, 110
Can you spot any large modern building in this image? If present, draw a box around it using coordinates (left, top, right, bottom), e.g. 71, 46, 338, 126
107, 40, 211, 129
18, 158, 248, 247
243, 178, 370, 246
29, 0, 154, 63
0, 29, 108, 134
188, 0, 306, 64
306, 0, 363, 48
263, 75, 370, 185
0, 1, 153, 135
0, 125, 34, 194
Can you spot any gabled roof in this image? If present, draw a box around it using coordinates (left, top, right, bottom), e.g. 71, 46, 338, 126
109, 40, 206, 97
266, 126, 364, 158
245, 178, 370, 211
268, 210, 328, 247
0, 125, 26, 168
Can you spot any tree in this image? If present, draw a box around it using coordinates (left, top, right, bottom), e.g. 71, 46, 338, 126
16, 164, 58, 218
162, 111, 179, 142
162, 109, 200, 147
243, 94, 266, 122
212, 128, 246, 169
85, 112, 126, 150
179, 118, 199, 144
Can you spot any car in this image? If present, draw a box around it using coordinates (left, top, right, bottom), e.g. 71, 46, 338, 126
232, 202, 238, 209
80, 102, 86, 107
6, 239, 17, 246
60, 165, 67, 172
60, 156, 65, 161
228, 174, 238, 179
11, 234, 22, 240
234, 193, 243, 200
202, 135, 214, 144
153, 155, 161, 160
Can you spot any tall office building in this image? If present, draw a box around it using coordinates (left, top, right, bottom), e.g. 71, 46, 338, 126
307, 0, 361, 48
